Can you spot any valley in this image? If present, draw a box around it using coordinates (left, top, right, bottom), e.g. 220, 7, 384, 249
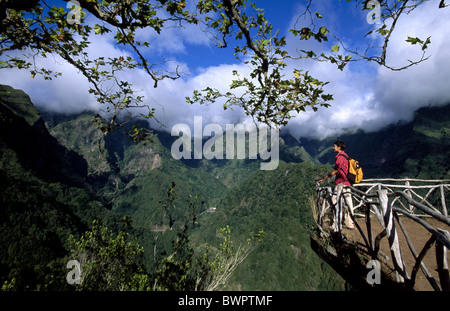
1, 84, 449, 290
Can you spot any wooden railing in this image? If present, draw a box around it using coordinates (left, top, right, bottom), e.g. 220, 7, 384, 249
314, 179, 450, 291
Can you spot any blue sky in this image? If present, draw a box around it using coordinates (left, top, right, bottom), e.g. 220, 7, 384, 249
2, 0, 450, 139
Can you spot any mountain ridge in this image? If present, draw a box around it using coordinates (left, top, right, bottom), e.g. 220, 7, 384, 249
1, 83, 449, 290
38, 90, 450, 289
287, 103, 450, 180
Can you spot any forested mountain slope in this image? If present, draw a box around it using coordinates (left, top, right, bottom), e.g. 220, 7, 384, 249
0, 85, 117, 290
2, 83, 448, 291
39, 88, 346, 290
192, 161, 345, 290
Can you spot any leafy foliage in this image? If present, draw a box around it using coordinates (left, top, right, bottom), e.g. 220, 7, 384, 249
0, 0, 198, 140
66, 184, 263, 291
192, 225, 264, 291
305, 0, 434, 71
67, 218, 150, 291
187, 0, 332, 128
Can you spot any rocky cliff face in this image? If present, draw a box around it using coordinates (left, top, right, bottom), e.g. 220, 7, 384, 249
49, 113, 111, 175
46, 112, 165, 176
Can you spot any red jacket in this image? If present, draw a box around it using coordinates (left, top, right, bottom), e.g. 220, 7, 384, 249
335, 151, 350, 186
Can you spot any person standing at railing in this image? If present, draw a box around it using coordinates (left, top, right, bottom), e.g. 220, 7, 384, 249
316, 140, 355, 229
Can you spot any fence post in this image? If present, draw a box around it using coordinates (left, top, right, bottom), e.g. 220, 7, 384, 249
441, 185, 448, 218
335, 184, 343, 233
365, 201, 374, 254
405, 179, 414, 213
318, 187, 330, 228
377, 189, 409, 283
436, 229, 450, 291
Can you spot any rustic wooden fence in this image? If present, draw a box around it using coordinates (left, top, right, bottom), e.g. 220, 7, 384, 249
314, 179, 450, 291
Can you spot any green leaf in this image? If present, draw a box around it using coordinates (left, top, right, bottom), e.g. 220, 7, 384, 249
93, 24, 111, 35
93, 25, 102, 35
319, 26, 329, 36
331, 44, 340, 52
406, 36, 423, 45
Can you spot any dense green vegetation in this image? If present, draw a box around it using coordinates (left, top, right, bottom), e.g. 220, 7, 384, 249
0, 85, 118, 290
1, 84, 449, 291
192, 161, 344, 290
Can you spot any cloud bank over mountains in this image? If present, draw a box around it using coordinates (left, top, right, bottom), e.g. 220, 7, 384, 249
285, 0, 450, 139
1, 1, 450, 140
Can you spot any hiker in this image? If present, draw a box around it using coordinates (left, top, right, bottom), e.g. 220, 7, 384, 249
316, 140, 355, 229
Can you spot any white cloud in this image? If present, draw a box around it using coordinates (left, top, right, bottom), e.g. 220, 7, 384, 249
0, 19, 133, 114
284, 0, 450, 140
1, 53, 99, 114
371, 1, 450, 120
142, 63, 251, 132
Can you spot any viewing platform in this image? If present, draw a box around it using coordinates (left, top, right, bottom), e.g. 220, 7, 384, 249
311, 178, 450, 291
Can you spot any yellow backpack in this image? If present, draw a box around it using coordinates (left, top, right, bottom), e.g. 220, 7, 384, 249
339, 154, 363, 184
